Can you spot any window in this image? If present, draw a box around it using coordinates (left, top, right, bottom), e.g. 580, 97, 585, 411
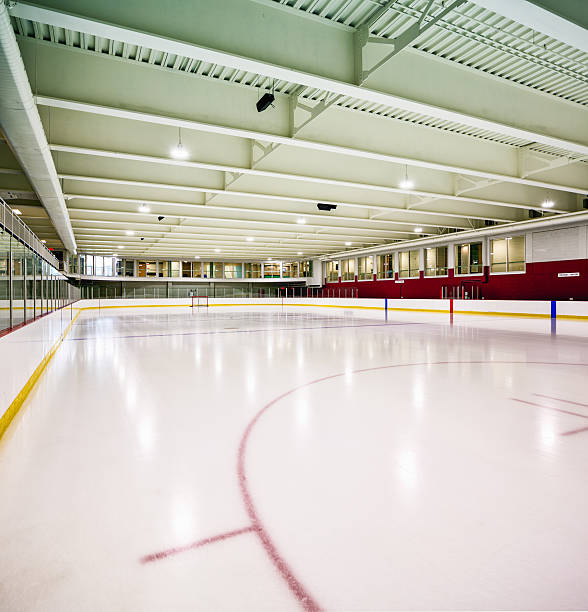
454, 242, 482, 275
79, 254, 86, 275
282, 262, 298, 278
263, 262, 280, 278
299, 261, 312, 277
86, 255, 94, 276
115, 258, 124, 276
326, 261, 338, 282
182, 261, 192, 277
224, 263, 242, 279
341, 258, 355, 281
425, 246, 448, 277
377, 254, 394, 279
125, 260, 134, 277
192, 262, 202, 278
138, 261, 156, 277
245, 263, 261, 279
399, 250, 419, 278
104, 257, 113, 277
202, 262, 210, 278
491, 236, 525, 273
213, 262, 223, 279
357, 256, 373, 280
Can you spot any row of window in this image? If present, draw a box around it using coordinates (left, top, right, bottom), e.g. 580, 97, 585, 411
329, 237, 525, 280
72, 256, 312, 279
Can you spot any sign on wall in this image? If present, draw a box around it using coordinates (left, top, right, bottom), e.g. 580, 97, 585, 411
557, 272, 580, 277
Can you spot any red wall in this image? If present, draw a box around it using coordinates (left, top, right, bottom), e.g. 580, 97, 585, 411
324, 259, 588, 301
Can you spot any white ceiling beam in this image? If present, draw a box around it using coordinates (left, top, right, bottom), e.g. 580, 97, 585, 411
66, 207, 423, 236
11, 2, 586, 155
50, 144, 517, 222
39, 97, 586, 195
472, 0, 588, 54
59, 172, 564, 221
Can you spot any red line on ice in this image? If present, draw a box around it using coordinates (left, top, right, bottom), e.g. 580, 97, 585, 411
511, 398, 588, 420
533, 393, 588, 409
140, 526, 255, 563
561, 425, 588, 437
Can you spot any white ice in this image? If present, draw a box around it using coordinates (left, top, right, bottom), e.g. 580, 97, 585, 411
1, 306, 587, 611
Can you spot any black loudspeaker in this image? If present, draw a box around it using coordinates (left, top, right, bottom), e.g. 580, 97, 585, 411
529, 210, 543, 218
317, 203, 337, 211
583, 198, 588, 209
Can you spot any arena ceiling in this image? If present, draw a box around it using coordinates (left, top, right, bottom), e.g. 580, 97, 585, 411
0, 0, 587, 260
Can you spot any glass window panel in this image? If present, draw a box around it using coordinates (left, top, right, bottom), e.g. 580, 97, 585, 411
182, 261, 192, 277
104, 257, 113, 276
341, 258, 355, 281
94, 256, 104, 276
508, 236, 525, 271
170, 261, 180, 277
0, 229, 9, 332
192, 262, 202, 277
86, 254, 93, 276
245, 263, 261, 278
263, 262, 280, 278
470, 242, 482, 273
224, 263, 242, 279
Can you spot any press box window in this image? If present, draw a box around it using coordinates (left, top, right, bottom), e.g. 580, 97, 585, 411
454, 242, 482, 275
425, 246, 448, 277
491, 236, 525, 273
399, 250, 419, 278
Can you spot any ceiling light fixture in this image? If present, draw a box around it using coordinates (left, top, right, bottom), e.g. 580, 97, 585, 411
118, 245, 124, 249
126, 230, 135, 236
297, 217, 306, 224
414, 227, 423, 233
399, 165, 414, 190
170, 127, 188, 160
138, 204, 150, 213
41, 239, 46, 244
12, 208, 22, 215
214, 248, 221, 253
112, 253, 118, 257
246, 236, 254, 242
297, 251, 303, 256
345, 241, 352, 246
541, 199, 555, 208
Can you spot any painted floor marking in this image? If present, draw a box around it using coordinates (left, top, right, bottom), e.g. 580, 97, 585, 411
140, 526, 255, 563
533, 393, 588, 409
139, 360, 588, 612
66, 322, 420, 342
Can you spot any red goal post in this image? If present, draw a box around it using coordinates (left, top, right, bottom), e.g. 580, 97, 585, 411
191, 295, 209, 308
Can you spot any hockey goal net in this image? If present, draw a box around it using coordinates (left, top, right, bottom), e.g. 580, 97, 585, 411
191, 295, 209, 308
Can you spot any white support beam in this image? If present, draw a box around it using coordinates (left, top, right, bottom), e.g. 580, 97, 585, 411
49, 145, 524, 221
9, 1, 588, 156
58, 172, 560, 224
38, 97, 587, 195
472, 0, 588, 54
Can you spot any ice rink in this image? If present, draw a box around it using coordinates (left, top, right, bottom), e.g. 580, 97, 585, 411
1, 306, 588, 611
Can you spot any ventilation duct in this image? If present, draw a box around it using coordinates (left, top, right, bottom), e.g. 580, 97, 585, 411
0, 1, 76, 252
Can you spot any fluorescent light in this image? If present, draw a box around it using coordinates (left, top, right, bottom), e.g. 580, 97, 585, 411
170, 143, 188, 159
297, 251, 303, 255
297, 217, 306, 224
214, 248, 221, 253
345, 241, 352, 246
126, 230, 135, 236
414, 227, 423, 233
118, 245, 124, 249
541, 199, 554, 208
12, 208, 22, 215
194, 255, 200, 259
246, 236, 254, 242
399, 179, 414, 190
138, 204, 150, 213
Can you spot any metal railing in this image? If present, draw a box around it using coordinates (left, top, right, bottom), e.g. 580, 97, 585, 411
80, 286, 360, 299
0, 197, 59, 268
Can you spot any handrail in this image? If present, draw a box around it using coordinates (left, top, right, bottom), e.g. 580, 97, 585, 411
0, 197, 60, 269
